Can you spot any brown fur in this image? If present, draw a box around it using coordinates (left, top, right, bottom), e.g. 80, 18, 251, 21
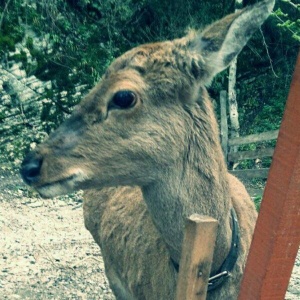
21, 1, 274, 299
83, 173, 257, 300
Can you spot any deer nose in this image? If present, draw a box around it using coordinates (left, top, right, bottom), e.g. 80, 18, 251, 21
20, 154, 43, 185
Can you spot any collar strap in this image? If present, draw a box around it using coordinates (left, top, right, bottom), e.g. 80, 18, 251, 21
207, 208, 240, 292
172, 208, 240, 292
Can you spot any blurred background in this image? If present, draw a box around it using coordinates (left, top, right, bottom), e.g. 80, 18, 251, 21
0, 0, 299, 170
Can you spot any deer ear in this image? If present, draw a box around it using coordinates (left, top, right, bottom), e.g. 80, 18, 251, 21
188, 0, 274, 83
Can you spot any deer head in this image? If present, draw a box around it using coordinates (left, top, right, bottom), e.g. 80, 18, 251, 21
21, 0, 274, 198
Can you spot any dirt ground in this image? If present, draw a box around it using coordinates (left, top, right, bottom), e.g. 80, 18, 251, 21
0, 171, 114, 300
0, 171, 299, 299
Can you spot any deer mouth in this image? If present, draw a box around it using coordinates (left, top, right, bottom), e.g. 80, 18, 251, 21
36, 170, 88, 198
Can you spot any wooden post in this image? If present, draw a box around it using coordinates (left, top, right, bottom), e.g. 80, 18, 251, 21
220, 90, 228, 162
227, 0, 243, 154
228, 56, 240, 152
238, 53, 300, 299
176, 214, 218, 300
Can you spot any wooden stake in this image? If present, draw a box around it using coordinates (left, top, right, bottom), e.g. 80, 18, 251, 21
220, 90, 228, 161
238, 53, 300, 299
176, 214, 218, 300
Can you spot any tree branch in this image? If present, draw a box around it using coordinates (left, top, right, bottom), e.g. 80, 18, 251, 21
0, 0, 13, 31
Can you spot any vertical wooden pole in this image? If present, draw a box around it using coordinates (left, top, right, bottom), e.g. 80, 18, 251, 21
238, 53, 300, 299
227, 0, 243, 153
176, 214, 218, 300
220, 90, 228, 163
228, 56, 240, 151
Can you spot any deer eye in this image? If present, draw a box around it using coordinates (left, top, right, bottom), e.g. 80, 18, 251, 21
110, 90, 137, 109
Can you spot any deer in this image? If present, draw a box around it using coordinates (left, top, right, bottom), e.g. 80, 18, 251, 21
20, 0, 275, 299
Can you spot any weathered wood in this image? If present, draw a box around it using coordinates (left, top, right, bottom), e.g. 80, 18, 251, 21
176, 214, 218, 300
238, 53, 300, 300
228, 0, 242, 155
220, 90, 228, 161
229, 130, 279, 147
228, 55, 240, 154
229, 168, 270, 179
228, 147, 274, 162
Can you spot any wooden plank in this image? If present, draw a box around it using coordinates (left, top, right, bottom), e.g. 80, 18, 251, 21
176, 214, 218, 300
220, 90, 228, 161
229, 168, 270, 179
229, 130, 279, 146
228, 147, 274, 162
238, 53, 300, 300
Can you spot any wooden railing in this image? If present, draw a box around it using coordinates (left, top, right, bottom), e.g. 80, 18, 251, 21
219, 91, 279, 180
228, 130, 278, 179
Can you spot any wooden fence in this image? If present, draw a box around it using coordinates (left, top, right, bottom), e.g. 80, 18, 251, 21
219, 91, 279, 180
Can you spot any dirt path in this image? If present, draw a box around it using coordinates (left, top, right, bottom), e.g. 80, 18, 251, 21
0, 172, 114, 300
0, 171, 299, 299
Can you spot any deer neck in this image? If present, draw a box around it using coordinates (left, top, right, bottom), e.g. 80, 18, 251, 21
142, 100, 232, 272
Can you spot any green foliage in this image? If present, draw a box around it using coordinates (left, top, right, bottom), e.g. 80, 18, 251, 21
0, 2, 24, 53
11, 51, 27, 63
273, 0, 300, 42
0, 34, 16, 51
253, 196, 262, 211
0, 0, 299, 170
